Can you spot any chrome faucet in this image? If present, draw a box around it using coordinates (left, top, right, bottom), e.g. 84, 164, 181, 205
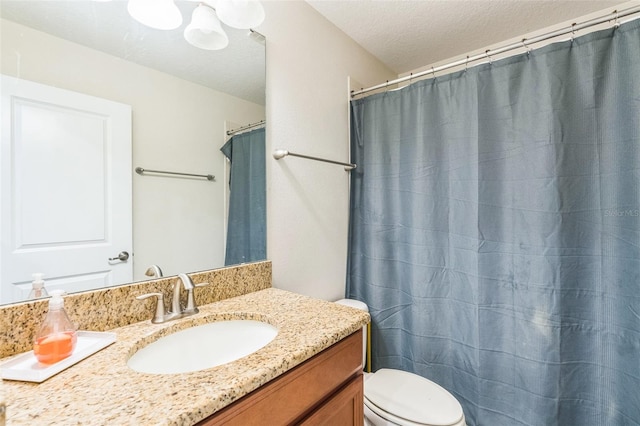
136, 273, 208, 324
178, 273, 200, 315
169, 273, 194, 316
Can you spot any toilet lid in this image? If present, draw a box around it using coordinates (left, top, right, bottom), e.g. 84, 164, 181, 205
364, 369, 464, 426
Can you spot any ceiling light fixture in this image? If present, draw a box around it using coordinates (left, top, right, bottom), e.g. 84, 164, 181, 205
215, 0, 265, 29
127, 0, 265, 51
184, 4, 229, 51
127, 0, 183, 30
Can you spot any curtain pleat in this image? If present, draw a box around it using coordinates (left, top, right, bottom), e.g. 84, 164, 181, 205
348, 21, 640, 426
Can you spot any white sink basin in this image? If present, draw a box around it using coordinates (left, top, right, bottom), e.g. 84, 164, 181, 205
127, 320, 278, 374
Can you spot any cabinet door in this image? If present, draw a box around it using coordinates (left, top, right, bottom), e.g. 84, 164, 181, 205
300, 374, 364, 426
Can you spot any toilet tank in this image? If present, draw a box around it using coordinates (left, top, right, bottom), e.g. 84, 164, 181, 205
335, 299, 368, 367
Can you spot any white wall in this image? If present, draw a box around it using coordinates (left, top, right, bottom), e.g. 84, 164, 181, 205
1, 19, 265, 283
257, 1, 395, 300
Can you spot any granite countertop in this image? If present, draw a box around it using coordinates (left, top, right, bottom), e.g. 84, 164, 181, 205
1, 288, 370, 425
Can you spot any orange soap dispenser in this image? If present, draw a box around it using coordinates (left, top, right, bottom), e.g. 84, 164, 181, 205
33, 290, 77, 364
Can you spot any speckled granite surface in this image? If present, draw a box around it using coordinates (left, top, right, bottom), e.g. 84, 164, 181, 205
0, 261, 271, 358
1, 288, 370, 425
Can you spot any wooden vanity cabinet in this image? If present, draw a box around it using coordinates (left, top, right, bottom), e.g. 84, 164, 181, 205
298, 374, 363, 425
198, 329, 364, 426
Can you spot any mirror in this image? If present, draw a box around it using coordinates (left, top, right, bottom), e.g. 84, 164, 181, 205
0, 1, 266, 304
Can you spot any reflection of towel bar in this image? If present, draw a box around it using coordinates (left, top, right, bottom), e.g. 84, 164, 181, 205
135, 167, 215, 181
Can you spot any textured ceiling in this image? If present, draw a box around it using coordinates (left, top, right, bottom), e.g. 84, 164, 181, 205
0, 1, 266, 105
307, 0, 629, 75
3, 1, 634, 103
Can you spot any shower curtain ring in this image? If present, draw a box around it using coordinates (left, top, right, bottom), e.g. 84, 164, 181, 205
465, 55, 469, 72
613, 10, 620, 28
522, 38, 531, 56
431, 67, 436, 79
571, 23, 577, 41
485, 50, 493, 65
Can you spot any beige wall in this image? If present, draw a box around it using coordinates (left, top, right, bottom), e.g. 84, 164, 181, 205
1, 19, 265, 283
258, 1, 395, 300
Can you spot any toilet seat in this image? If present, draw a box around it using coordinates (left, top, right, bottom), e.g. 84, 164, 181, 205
364, 369, 464, 426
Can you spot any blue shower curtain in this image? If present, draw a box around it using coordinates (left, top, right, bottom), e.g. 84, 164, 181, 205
220, 127, 266, 266
348, 21, 640, 426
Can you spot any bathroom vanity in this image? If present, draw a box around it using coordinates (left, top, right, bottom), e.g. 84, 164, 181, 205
202, 330, 363, 425
0, 287, 369, 425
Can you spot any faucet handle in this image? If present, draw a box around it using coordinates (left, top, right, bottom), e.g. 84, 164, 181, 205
183, 281, 209, 315
136, 292, 166, 324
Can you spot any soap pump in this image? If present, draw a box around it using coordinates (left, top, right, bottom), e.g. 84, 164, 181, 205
33, 290, 77, 365
28, 273, 49, 299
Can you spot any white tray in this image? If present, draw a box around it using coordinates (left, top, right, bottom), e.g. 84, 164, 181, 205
1, 331, 116, 383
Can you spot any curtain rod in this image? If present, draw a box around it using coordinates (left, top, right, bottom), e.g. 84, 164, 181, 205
351, 5, 640, 98
227, 119, 266, 136
135, 167, 215, 181
273, 149, 356, 171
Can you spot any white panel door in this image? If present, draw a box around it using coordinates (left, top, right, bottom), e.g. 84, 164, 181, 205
1, 75, 132, 304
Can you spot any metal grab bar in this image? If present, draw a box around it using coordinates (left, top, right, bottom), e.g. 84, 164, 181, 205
272, 149, 356, 171
135, 167, 215, 181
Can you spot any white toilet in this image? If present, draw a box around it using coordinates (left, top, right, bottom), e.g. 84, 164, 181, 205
336, 299, 466, 426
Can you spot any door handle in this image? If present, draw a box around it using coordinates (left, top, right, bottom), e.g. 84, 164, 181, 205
109, 251, 130, 262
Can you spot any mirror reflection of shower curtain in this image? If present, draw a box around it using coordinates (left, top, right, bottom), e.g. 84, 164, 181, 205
220, 127, 266, 266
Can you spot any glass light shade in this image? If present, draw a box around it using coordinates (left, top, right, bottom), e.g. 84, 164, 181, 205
184, 5, 229, 51
215, 0, 265, 29
127, 0, 183, 30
